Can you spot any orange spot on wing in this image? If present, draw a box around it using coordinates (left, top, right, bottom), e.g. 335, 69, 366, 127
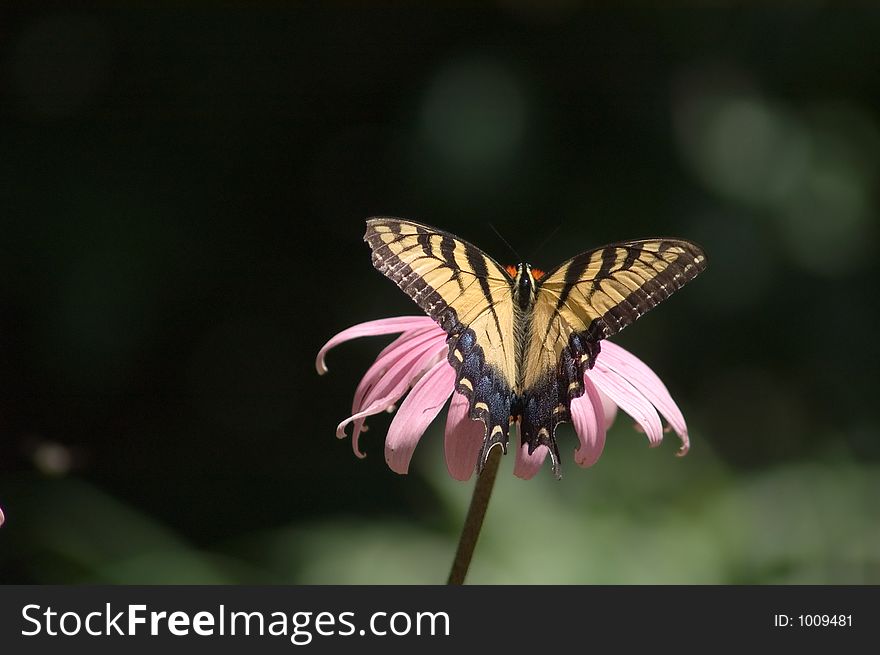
504, 264, 517, 278
531, 268, 546, 280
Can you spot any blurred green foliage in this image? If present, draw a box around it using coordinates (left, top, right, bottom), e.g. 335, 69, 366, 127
1, 6, 878, 583
3, 428, 878, 583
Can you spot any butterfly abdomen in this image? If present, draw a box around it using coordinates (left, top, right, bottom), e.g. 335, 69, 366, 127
517, 335, 592, 479
520, 388, 563, 474
511, 263, 537, 392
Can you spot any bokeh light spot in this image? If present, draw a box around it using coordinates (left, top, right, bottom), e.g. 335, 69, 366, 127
674, 66, 878, 277
32, 441, 75, 477
674, 71, 810, 209
777, 162, 872, 276
419, 56, 527, 178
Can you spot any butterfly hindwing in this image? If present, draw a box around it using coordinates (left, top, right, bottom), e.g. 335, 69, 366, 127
364, 218, 518, 463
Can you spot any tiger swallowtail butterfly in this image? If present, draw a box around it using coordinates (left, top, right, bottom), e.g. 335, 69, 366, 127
365, 217, 707, 478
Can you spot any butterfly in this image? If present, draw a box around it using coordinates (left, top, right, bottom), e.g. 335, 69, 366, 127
364, 217, 707, 478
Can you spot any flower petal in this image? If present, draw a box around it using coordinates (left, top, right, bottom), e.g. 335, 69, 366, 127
599, 341, 690, 455
316, 316, 436, 374
587, 360, 664, 447
375, 320, 441, 362
514, 440, 548, 480
598, 390, 619, 429
385, 360, 457, 474
351, 329, 447, 415
337, 335, 448, 457
570, 379, 607, 468
444, 391, 485, 481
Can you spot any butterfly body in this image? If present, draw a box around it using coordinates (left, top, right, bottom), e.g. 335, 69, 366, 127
365, 217, 706, 478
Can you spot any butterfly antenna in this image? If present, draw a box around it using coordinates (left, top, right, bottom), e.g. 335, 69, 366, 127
525, 223, 562, 264
488, 222, 521, 263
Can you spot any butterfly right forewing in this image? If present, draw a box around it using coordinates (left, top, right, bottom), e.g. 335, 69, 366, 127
518, 239, 707, 476
539, 239, 707, 344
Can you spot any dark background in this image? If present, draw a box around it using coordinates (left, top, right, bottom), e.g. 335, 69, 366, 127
1, 6, 878, 583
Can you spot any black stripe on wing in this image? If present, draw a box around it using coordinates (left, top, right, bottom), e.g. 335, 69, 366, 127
364, 217, 512, 335
542, 238, 708, 347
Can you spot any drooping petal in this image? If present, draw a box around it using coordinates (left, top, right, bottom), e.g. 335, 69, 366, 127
514, 441, 549, 480
587, 360, 664, 447
374, 319, 441, 362
599, 341, 690, 455
385, 360, 457, 474
570, 379, 607, 468
316, 316, 436, 374
348, 362, 450, 458
351, 329, 448, 415
598, 390, 619, 429
336, 332, 447, 452
444, 391, 485, 481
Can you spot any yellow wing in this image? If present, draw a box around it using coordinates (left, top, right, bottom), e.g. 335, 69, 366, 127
537, 239, 707, 346
364, 218, 517, 460
519, 239, 707, 475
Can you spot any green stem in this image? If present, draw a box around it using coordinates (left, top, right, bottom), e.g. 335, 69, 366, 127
446, 446, 502, 585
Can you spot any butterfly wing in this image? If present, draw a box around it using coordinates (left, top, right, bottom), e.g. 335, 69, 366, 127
364, 218, 518, 464
522, 239, 707, 476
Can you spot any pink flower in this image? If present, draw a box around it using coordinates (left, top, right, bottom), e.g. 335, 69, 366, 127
317, 316, 690, 480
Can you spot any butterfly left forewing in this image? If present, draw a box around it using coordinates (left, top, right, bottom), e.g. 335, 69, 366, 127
519, 238, 707, 477
364, 217, 519, 468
